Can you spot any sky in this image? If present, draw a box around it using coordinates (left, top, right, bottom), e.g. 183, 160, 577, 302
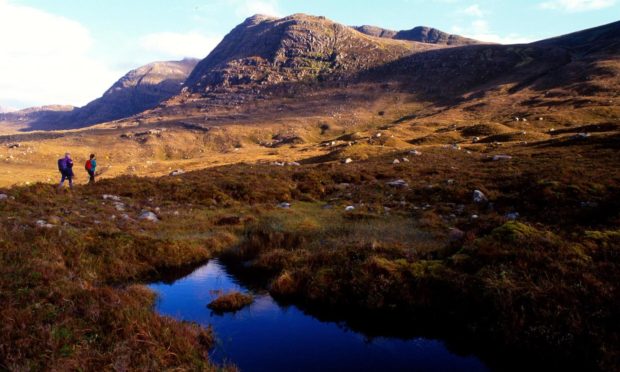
1, 0, 618, 110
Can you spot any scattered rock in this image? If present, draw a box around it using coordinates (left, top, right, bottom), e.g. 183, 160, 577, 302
387, 179, 409, 188
375, 133, 382, 138
472, 136, 480, 143
278, 202, 291, 209
471, 214, 479, 219
102, 194, 122, 202
402, 158, 410, 162
392, 159, 400, 164
573, 133, 590, 139
342, 158, 353, 164
409, 150, 422, 156
345, 206, 355, 211
446, 179, 455, 185
287, 162, 301, 166
0, 194, 7, 201
451, 144, 461, 150
7, 143, 20, 149
505, 212, 520, 221
138, 211, 159, 222
169, 169, 185, 176
271, 161, 285, 166
35, 220, 54, 229
473, 190, 488, 204
113, 202, 126, 212
492, 155, 513, 161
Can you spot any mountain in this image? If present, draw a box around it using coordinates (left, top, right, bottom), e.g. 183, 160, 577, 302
184, 14, 437, 93
3, 59, 198, 132
353, 25, 481, 46
162, 15, 618, 126
67, 58, 199, 127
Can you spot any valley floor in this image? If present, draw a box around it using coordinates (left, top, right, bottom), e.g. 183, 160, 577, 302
0, 130, 618, 370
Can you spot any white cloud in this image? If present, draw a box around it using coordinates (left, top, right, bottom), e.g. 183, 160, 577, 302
453, 20, 534, 44
539, 0, 616, 11
230, 0, 282, 18
461, 4, 485, 17
0, 0, 121, 108
140, 32, 222, 60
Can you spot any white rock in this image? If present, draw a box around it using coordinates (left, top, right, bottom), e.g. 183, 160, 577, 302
472, 137, 480, 143
402, 158, 410, 162
471, 214, 479, 219
409, 150, 422, 156
387, 179, 409, 188
102, 194, 122, 202
169, 169, 185, 176
278, 202, 291, 209
345, 206, 355, 211
393, 159, 400, 164
287, 162, 301, 166
375, 133, 382, 138
492, 155, 513, 161
505, 212, 520, 221
575, 133, 590, 139
35, 220, 53, 229
139, 211, 159, 222
0, 194, 8, 200
473, 190, 488, 204
342, 158, 353, 164
113, 202, 126, 211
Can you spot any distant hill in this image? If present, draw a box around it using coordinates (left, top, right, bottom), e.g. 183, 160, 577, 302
353, 25, 481, 46
3, 59, 198, 131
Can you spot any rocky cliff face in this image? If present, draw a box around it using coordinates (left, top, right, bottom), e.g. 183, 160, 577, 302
185, 14, 435, 94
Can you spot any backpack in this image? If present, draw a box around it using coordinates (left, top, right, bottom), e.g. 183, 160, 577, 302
85, 160, 92, 171
58, 158, 67, 172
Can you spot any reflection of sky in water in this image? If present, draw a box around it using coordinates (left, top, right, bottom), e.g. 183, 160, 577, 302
149, 260, 490, 372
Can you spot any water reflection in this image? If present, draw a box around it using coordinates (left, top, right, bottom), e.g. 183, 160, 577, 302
149, 259, 489, 372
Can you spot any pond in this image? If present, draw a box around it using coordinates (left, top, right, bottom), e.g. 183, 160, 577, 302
149, 259, 490, 372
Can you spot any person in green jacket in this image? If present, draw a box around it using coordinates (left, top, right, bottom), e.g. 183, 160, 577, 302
85, 153, 97, 184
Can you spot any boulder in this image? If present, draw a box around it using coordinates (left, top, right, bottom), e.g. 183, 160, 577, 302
169, 169, 186, 176
473, 190, 488, 204
342, 158, 353, 164
492, 155, 513, 161
345, 205, 355, 211
139, 211, 159, 222
505, 212, 520, 221
387, 179, 409, 188
392, 159, 400, 164
102, 194, 122, 202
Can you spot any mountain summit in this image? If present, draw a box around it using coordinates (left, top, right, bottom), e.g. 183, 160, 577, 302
185, 14, 438, 93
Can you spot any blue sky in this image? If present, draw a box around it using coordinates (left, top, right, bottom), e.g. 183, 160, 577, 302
1, 0, 618, 109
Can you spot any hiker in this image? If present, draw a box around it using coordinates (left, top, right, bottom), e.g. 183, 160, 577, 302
85, 153, 97, 184
57, 153, 75, 189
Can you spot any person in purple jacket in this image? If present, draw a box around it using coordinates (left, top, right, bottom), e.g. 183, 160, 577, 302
57, 152, 75, 190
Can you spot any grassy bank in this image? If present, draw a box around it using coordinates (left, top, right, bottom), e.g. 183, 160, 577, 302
0, 138, 618, 370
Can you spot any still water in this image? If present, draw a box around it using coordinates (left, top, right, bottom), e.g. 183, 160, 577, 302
149, 259, 489, 372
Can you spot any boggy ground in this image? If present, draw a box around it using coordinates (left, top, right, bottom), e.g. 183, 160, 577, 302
0, 132, 618, 371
